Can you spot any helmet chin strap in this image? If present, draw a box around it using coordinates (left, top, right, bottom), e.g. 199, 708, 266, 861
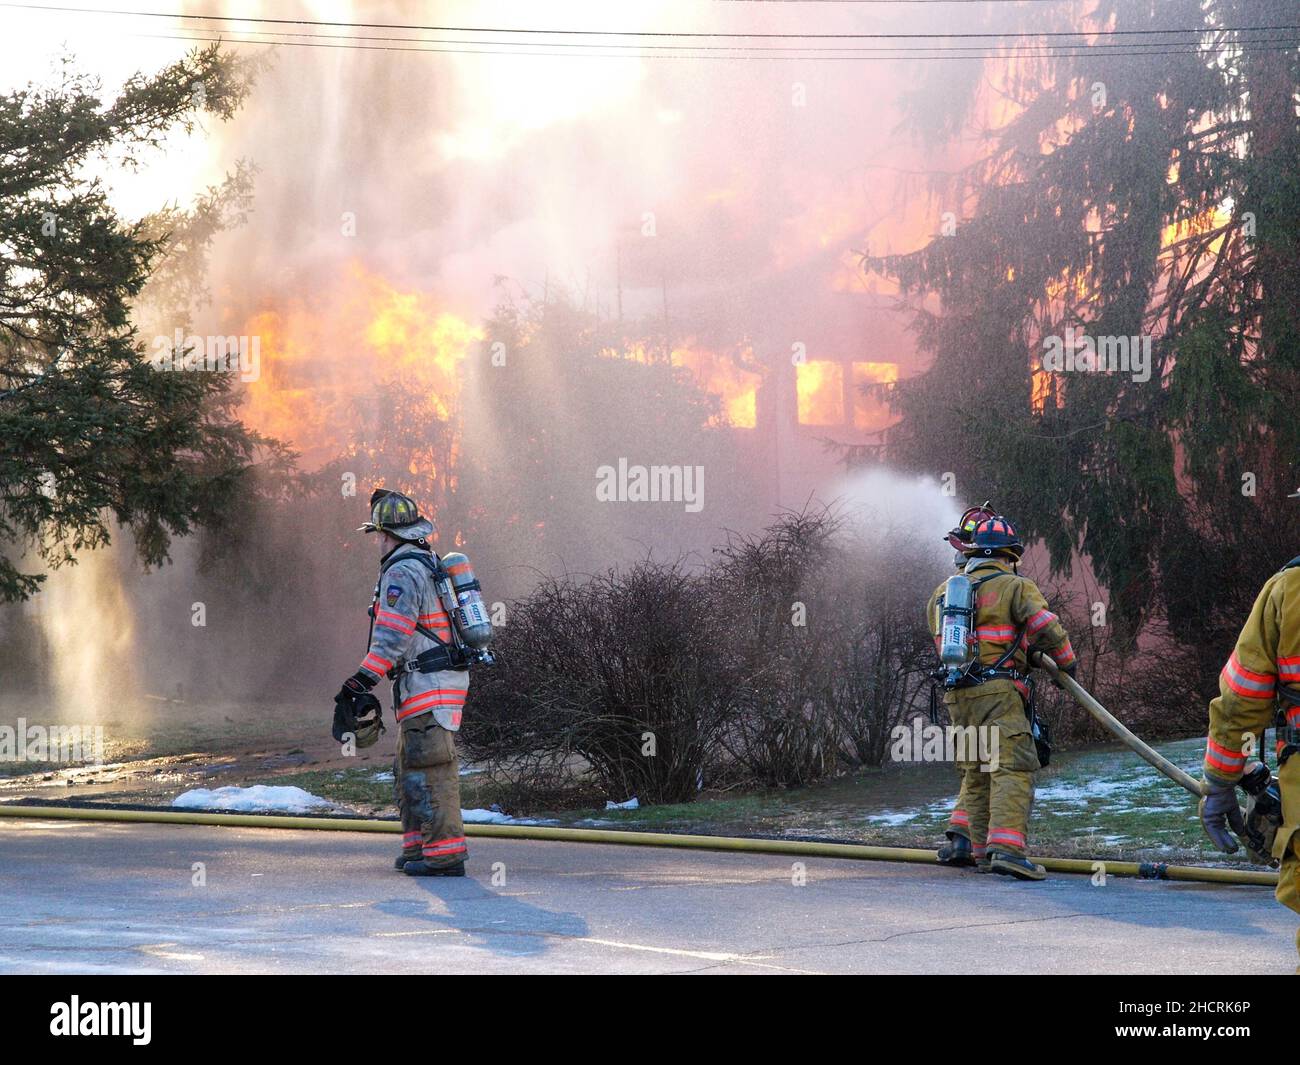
380, 532, 430, 559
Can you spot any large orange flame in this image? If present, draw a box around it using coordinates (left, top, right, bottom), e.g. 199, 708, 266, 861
236, 262, 483, 467
670, 342, 762, 429
603, 338, 763, 430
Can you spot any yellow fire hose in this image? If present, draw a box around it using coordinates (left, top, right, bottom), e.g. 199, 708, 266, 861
0, 802, 1277, 887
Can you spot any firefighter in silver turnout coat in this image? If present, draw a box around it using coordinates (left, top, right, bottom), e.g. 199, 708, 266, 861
335, 490, 478, 876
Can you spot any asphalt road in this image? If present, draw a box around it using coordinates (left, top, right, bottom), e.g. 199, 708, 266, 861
0, 818, 1294, 974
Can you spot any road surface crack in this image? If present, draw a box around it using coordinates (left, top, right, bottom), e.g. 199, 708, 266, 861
810, 909, 1133, 949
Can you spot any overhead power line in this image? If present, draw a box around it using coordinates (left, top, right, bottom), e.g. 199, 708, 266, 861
3, 2, 1298, 41
122, 27, 1300, 63
111, 22, 1300, 55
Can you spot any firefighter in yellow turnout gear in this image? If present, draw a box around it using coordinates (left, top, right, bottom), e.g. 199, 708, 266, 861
928, 516, 1077, 880
1198, 553, 1300, 965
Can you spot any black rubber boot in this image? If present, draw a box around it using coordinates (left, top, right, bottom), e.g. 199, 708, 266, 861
403, 859, 467, 878
394, 851, 421, 871
937, 833, 976, 867
988, 850, 1047, 881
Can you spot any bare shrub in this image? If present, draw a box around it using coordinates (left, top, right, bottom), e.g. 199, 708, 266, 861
823, 534, 939, 767
709, 508, 845, 787
710, 508, 938, 785
463, 560, 746, 804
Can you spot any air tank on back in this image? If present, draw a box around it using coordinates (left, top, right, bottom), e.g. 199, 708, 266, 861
438, 552, 493, 651
938, 573, 974, 685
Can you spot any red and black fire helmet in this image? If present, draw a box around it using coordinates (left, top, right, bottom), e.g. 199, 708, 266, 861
965, 515, 1025, 559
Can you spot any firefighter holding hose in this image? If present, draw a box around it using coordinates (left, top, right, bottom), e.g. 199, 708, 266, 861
332, 489, 494, 877
1197, 524, 1300, 964
928, 515, 1077, 880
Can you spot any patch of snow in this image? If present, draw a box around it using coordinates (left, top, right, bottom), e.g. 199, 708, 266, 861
862, 798, 954, 827
867, 810, 924, 826
171, 788, 557, 825
1034, 777, 1155, 805
460, 807, 556, 826
462, 807, 514, 824
605, 797, 639, 810
173, 785, 335, 813
370, 770, 394, 783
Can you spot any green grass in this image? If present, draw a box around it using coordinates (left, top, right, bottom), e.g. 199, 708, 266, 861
267, 767, 394, 808
264, 765, 498, 813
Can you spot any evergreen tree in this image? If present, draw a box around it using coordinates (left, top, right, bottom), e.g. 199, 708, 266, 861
0, 45, 275, 602
865, 0, 1300, 652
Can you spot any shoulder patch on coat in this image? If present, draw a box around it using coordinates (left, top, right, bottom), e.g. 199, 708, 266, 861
386, 585, 403, 607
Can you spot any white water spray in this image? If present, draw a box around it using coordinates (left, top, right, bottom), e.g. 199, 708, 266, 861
832, 468, 965, 570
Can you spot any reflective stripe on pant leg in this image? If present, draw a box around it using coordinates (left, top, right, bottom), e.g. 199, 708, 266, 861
422, 834, 468, 859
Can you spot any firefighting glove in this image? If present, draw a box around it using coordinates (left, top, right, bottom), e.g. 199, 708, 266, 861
342, 671, 376, 696
1199, 780, 1248, 854
1051, 661, 1077, 690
